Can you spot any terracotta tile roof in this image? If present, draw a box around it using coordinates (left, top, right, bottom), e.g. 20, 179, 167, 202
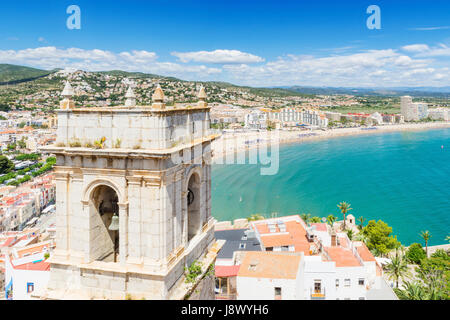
357, 243, 376, 262
325, 247, 361, 267
252, 216, 311, 254
15, 242, 49, 258
260, 233, 294, 247
215, 265, 240, 277
238, 251, 301, 279
13, 260, 50, 271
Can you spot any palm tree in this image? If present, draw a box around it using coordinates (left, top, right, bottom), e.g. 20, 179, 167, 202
420, 230, 431, 257
446, 235, 450, 244
310, 216, 321, 223
300, 213, 311, 224
326, 214, 337, 227
384, 249, 410, 288
337, 201, 352, 230
394, 281, 426, 300
346, 229, 354, 240
357, 216, 365, 230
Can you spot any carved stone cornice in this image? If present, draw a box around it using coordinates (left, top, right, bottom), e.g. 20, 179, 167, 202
143, 176, 162, 187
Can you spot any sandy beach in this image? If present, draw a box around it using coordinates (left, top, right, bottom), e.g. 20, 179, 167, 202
211, 122, 450, 160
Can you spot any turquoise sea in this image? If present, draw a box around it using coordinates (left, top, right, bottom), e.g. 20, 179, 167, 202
211, 128, 450, 246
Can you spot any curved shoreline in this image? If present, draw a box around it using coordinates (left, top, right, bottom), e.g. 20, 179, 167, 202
211, 122, 450, 159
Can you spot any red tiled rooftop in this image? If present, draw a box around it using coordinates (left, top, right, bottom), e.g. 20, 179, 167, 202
357, 243, 376, 262
215, 265, 240, 277
325, 247, 361, 267
253, 216, 311, 255
260, 233, 294, 248
14, 260, 50, 271
238, 251, 301, 279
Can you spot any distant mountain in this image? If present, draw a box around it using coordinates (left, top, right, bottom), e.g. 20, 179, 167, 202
0, 64, 57, 84
281, 85, 450, 98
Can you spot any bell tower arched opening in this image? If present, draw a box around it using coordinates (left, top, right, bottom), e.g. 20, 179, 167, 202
187, 172, 201, 242
89, 185, 119, 262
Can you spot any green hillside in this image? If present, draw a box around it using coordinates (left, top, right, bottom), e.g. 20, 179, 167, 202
0, 64, 55, 84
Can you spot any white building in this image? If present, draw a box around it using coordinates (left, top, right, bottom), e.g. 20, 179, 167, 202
238, 215, 395, 300
4, 242, 52, 300
236, 251, 304, 300
401, 96, 428, 121
428, 108, 449, 121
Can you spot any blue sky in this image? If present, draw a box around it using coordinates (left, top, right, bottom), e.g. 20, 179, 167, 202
1, 0, 449, 87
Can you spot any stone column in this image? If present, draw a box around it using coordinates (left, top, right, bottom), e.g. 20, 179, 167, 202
126, 176, 142, 264
118, 202, 129, 266
53, 169, 70, 260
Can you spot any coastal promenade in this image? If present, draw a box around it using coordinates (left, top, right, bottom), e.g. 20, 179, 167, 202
211, 122, 450, 160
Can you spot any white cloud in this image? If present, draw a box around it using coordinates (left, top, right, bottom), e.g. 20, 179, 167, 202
409, 26, 450, 31
0, 45, 448, 87
402, 44, 430, 52
222, 49, 449, 87
402, 43, 450, 57
0, 46, 220, 80
171, 49, 264, 64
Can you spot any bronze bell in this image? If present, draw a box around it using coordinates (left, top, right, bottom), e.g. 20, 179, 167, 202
108, 213, 119, 231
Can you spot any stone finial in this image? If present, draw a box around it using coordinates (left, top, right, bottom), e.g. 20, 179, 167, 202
198, 85, 207, 100
152, 84, 165, 109
60, 81, 75, 110
197, 85, 208, 108
125, 86, 136, 107
61, 81, 74, 98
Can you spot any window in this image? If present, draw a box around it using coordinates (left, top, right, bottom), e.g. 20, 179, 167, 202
274, 287, 282, 300
314, 280, 322, 293
281, 245, 289, 251
27, 282, 34, 293
266, 247, 273, 251
344, 279, 351, 287
358, 278, 365, 286
335, 279, 339, 288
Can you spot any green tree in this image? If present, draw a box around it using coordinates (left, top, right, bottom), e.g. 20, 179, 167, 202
17, 137, 26, 149
0, 155, 14, 174
415, 252, 450, 300
326, 214, 337, 226
300, 213, 311, 224
394, 281, 427, 300
420, 231, 431, 257
406, 243, 426, 264
384, 249, 410, 288
346, 229, 354, 240
247, 214, 265, 221
362, 220, 400, 257
310, 216, 321, 223
357, 216, 365, 230
337, 201, 352, 230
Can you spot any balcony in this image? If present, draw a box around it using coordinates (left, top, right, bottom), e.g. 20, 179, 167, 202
310, 288, 326, 299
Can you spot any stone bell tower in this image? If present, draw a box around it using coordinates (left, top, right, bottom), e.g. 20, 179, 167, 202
37, 83, 221, 299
